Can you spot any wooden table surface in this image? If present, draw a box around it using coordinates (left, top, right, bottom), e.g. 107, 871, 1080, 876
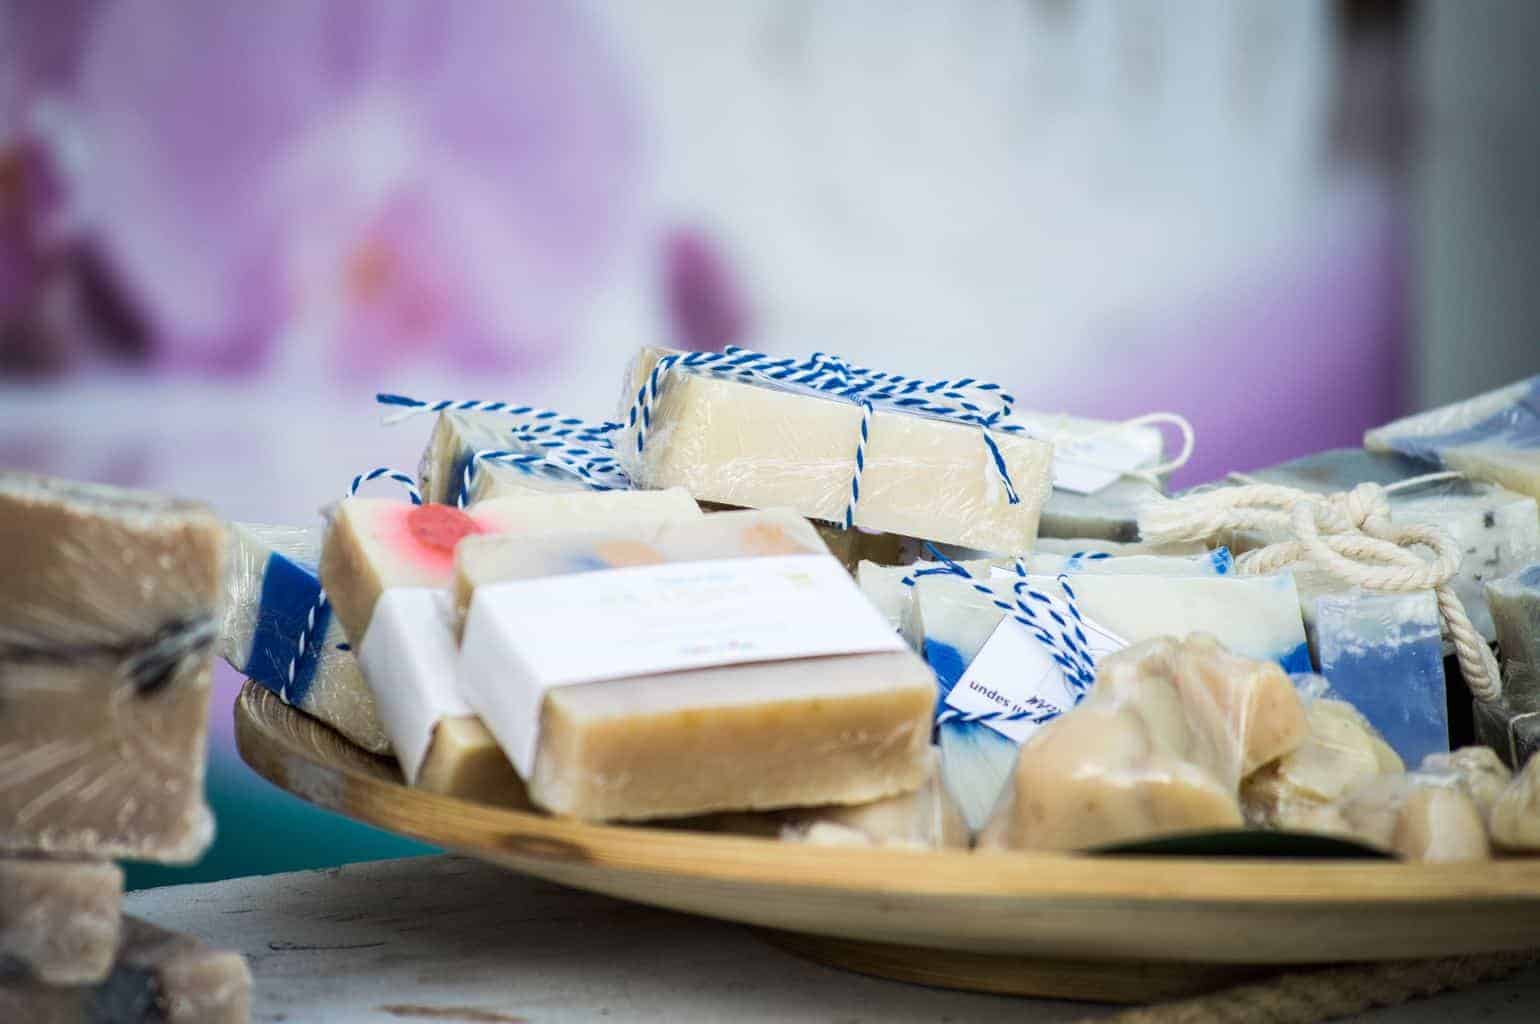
124, 854, 1540, 1023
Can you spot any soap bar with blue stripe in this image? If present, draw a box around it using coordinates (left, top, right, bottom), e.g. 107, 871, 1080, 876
220, 522, 390, 753
616, 346, 1056, 553
1316, 590, 1449, 766
1365, 375, 1540, 503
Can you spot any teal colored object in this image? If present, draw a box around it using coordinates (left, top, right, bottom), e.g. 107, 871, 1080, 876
124, 749, 433, 891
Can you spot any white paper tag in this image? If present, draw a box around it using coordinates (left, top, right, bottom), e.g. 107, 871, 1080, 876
356, 588, 467, 785
944, 573, 1128, 744
1051, 434, 1155, 494
459, 553, 907, 776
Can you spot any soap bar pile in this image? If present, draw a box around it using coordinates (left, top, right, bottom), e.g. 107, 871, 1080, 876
0, 472, 250, 1020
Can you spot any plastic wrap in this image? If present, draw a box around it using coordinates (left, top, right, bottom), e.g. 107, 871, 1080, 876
0, 916, 250, 1024
1241, 677, 1404, 830
319, 489, 699, 799
1315, 590, 1448, 766
220, 522, 391, 753
1491, 751, 1540, 851
1473, 692, 1540, 770
0, 472, 220, 863
1230, 448, 1540, 644
0, 857, 123, 986
1365, 375, 1540, 502
1488, 563, 1540, 687
615, 347, 1056, 553
454, 509, 935, 822
979, 635, 1308, 852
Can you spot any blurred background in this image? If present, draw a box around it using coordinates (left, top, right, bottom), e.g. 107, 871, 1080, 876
1, 0, 1536, 888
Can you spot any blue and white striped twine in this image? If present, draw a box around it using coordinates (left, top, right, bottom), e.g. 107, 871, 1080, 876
624, 347, 1024, 529
905, 546, 1099, 729
377, 393, 629, 505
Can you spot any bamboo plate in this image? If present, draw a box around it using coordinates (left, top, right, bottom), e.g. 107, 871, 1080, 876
234, 682, 1540, 1002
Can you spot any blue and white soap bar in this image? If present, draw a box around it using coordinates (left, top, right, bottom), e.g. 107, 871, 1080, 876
1315, 589, 1448, 767
1365, 375, 1540, 504
219, 522, 390, 753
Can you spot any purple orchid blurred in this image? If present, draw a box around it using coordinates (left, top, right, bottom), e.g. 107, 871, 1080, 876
663, 227, 749, 353
57, 0, 643, 375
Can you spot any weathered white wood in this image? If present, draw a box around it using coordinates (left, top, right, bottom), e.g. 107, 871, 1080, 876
123, 855, 1540, 1023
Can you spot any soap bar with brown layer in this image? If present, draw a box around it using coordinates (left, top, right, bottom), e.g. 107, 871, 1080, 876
0, 473, 221, 862
0, 858, 122, 986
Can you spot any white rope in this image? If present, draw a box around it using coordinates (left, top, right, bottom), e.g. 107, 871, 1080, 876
1138, 479, 1502, 705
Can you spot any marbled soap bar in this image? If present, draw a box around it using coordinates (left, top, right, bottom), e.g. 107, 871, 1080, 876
455, 509, 935, 821
0, 473, 220, 862
616, 347, 1055, 553
1366, 375, 1540, 503
1488, 563, 1540, 685
220, 522, 389, 753
0, 916, 250, 1024
1233, 448, 1540, 643
981, 636, 1307, 852
0, 858, 121, 985
1316, 590, 1449, 766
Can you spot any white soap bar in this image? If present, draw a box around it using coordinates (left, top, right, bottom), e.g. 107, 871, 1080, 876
615, 347, 1055, 552
1365, 375, 1540, 503
220, 522, 390, 753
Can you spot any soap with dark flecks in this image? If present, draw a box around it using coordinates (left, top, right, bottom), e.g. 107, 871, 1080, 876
0, 472, 222, 863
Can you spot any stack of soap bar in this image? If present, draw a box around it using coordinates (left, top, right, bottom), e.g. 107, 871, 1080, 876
220, 522, 390, 753
1232, 448, 1540, 643
319, 488, 701, 799
1488, 564, 1540, 710
0, 858, 122, 985
1329, 773, 1491, 862
0, 916, 251, 1023
1316, 590, 1449, 766
980, 635, 1308, 852
1242, 689, 1404, 830
1490, 753, 1540, 851
455, 509, 936, 821
0, 473, 221, 862
418, 409, 601, 506
616, 347, 1055, 552
1365, 374, 1540, 503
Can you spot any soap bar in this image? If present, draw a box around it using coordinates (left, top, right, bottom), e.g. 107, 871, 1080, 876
1033, 537, 1212, 557
1242, 692, 1403, 829
455, 509, 936, 821
981, 636, 1307, 852
0, 473, 221, 863
0, 916, 251, 1024
1488, 563, 1540, 683
616, 347, 1055, 552
1332, 773, 1492, 862
1232, 448, 1540, 643
1365, 375, 1540, 503
220, 522, 390, 753
1038, 476, 1166, 543
419, 409, 597, 506
1419, 747, 1512, 823
855, 558, 992, 651
1316, 590, 1449, 766
319, 489, 701, 797
0, 858, 122, 985
1490, 753, 1540, 851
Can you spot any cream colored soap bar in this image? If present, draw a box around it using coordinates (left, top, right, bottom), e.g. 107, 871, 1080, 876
1242, 694, 1403, 829
1490, 751, 1540, 851
319, 489, 702, 799
455, 509, 937, 822
982, 635, 1307, 852
1332, 773, 1492, 862
419, 410, 597, 506
0, 473, 221, 863
616, 347, 1055, 552
0, 858, 122, 986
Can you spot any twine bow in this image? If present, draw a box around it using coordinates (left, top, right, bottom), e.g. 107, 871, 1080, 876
1137, 477, 1502, 705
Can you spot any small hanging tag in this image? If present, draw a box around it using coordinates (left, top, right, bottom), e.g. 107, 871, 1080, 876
1051, 434, 1155, 494
943, 576, 1128, 744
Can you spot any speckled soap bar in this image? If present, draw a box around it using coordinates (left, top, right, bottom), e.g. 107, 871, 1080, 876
0, 858, 122, 986
0, 473, 221, 863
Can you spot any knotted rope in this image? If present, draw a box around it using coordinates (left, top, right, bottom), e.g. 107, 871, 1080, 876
1137, 477, 1501, 705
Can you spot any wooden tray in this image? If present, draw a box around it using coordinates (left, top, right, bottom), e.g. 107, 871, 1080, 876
234, 682, 1540, 1002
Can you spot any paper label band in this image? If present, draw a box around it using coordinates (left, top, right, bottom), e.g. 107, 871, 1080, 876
357, 588, 465, 784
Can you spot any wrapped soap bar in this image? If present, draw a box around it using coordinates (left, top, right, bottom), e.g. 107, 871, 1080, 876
980, 635, 1308, 852
220, 522, 390, 753
1231, 448, 1540, 643
0, 473, 221, 862
1316, 590, 1449, 766
1365, 375, 1540, 502
1490, 752, 1540, 851
0, 858, 122, 985
319, 489, 701, 799
855, 557, 992, 650
454, 509, 936, 821
1329, 772, 1492, 862
1488, 563, 1540, 684
1242, 684, 1404, 830
616, 346, 1055, 552
0, 916, 251, 1023
1419, 747, 1512, 823
1033, 536, 1211, 557
418, 409, 601, 506
1474, 692, 1540, 769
